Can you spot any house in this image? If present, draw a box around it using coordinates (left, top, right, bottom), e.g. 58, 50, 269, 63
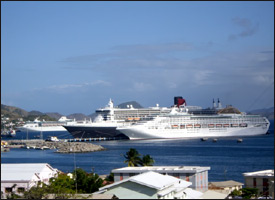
1, 163, 58, 198
208, 180, 243, 194
243, 169, 274, 198
111, 165, 210, 192
95, 171, 203, 199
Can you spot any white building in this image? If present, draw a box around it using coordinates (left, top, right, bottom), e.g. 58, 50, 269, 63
96, 171, 203, 199
243, 169, 274, 198
112, 165, 210, 192
1, 163, 58, 198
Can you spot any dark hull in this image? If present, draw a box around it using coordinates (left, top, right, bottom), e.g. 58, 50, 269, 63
63, 125, 129, 139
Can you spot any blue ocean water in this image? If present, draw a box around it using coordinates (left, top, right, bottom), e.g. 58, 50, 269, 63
2, 120, 274, 183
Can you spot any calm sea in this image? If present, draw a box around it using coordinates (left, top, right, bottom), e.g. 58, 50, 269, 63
2, 120, 274, 183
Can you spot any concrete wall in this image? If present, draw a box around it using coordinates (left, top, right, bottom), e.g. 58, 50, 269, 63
244, 176, 274, 196
1, 181, 29, 198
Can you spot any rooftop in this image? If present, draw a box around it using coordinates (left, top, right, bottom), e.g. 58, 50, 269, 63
209, 180, 244, 188
100, 171, 191, 191
243, 170, 274, 177
112, 166, 210, 173
1, 163, 55, 181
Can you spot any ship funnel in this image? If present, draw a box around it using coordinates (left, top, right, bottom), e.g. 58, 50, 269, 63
174, 96, 186, 108
213, 98, 217, 108
218, 98, 222, 109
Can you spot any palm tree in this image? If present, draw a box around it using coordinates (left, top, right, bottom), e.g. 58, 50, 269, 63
124, 148, 142, 167
140, 154, 155, 166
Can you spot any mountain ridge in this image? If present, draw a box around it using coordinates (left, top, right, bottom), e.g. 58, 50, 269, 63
1, 103, 273, 121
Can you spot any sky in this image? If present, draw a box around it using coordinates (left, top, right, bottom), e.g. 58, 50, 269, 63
1, 1, 274, 115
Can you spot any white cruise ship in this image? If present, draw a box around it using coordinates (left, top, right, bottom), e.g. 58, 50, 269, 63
16, 116, 76, 132
117, 101, 270, 140
63, 99, 174, 139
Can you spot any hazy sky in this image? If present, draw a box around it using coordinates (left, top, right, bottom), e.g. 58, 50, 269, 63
1, 1, 274, 115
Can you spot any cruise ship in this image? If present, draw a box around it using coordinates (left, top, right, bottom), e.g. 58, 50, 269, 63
117, 98, 270, 140
16, 116, 76, 132
63, 98, 183, 139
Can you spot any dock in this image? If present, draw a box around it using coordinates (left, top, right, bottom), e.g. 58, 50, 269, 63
5, 139, 107, 153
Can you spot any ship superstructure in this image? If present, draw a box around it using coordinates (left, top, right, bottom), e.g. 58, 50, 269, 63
63, 99, 174, 138
117, 101, 270, 140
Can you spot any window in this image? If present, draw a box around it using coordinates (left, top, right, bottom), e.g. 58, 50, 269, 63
186, 173, 190, 181
263, 178, 269, 195
5, 188, 12, 193
129, 173, 136, 177
253, 178, 256, 187
17, 187, 25, 193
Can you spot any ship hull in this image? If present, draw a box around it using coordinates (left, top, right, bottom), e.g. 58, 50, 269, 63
63, 125, 129, 139
117, 124, 270, 140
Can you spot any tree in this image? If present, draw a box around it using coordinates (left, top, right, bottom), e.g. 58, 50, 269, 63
241, 188, 258, 199
6, 184, 21, 199
229, 189, 242, 198
140, 154, 155, 166
72, 168, 103, 193
23, 182, 49, 199
48, 173, 75, 199
105, 172, 114, 182
124, 148, 142, 167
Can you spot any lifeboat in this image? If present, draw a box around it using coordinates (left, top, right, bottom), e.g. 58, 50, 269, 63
223, 124, 229, 127
180, 125, 185, 129
208, 124, 214, 128
231, 124, 239, 127
194, 124, 201, 128
134, 117, 140, 121
239, 123, 247, 127
171, 125, 179, 129
127, 118, 134, 121
186, 124, 193, 128
216, 124, 222, 128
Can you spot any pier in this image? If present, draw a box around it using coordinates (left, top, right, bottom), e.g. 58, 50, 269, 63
5, 139, 106, 153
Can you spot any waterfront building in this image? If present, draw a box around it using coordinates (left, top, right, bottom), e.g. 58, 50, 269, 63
243, 169, 274, 198
111, 166, 210, 192
95, 171, 203, 199
1, 163, 58, 198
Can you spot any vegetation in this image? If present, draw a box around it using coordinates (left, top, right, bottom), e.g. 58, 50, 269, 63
230, 188, 259, 199
105, 172, 114, 182
124, 148, 155, 167
18, 168, 103, 199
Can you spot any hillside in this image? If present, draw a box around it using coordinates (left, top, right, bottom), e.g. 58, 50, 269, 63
1, 104, 58, 121
247, 107, 274, 120
67, 113, 90, 121
117, 101, 143, 108
3, 103, 273, 122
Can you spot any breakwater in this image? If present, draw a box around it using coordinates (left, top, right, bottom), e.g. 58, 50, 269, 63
6, 139, 106, 153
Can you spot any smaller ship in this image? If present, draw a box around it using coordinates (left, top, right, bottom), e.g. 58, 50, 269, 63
16, 116, 77, 132
1, 129, 16, 138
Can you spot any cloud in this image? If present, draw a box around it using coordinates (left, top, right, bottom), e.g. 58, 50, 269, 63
32, 80, 111, 92
228, 17, 259, 40
133, 82, 155, 92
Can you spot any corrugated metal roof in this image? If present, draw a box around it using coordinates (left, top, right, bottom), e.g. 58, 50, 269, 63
100, 171, 191, 191
209, 180, 244, 187
1, 163, 52, 181
243, 169, 274, 177
112, 166, 210, 173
